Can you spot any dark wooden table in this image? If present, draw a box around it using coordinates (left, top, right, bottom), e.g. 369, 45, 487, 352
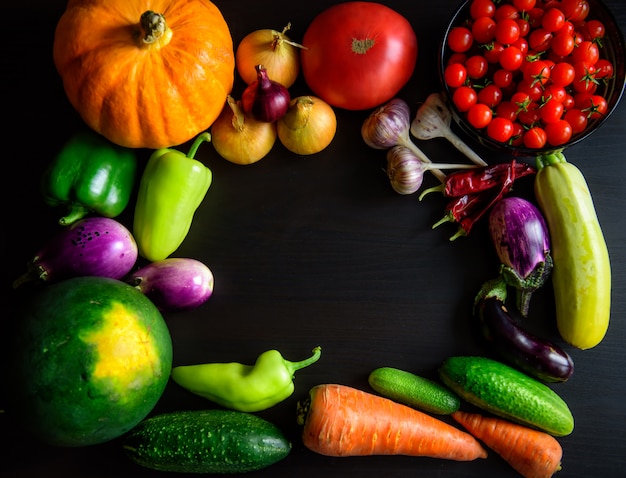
3, 1, 626, 477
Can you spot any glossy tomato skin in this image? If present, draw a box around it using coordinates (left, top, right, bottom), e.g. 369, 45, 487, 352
300, 2, 417, 111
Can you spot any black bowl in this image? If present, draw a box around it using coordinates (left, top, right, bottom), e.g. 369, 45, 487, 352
439, 0, 626, 157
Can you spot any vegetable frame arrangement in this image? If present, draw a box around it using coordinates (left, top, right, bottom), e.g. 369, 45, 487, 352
8, 0, 623, 476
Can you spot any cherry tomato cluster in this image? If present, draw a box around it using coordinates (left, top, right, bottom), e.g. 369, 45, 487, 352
443, 0, 615, 149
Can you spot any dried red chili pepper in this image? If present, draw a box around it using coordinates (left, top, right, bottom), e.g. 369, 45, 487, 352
432, 160, 520, 240
419, 160, 535, 199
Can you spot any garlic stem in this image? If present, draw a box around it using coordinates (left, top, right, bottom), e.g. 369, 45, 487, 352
411, 92, 488, 166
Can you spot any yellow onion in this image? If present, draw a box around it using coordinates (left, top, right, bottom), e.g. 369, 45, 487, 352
277, 96, 337, 155
236, 23, 305, 88
210, 95, 277, 165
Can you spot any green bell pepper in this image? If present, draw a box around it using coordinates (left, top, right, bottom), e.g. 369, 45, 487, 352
41, 131, 137, 225
133, 132, 212, 262
170, 347, 322, 412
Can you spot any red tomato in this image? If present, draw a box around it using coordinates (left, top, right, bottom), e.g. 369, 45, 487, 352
470, 0, 496, 18
545, 119, 573, 145
524, 60, 551, 86
467, 103, 493, 129
444, 63, 468, 88
472, 16, 497, 44
453, 86, 479, 112
465, 55, 489, 79
550, 62, 576, 86
551, 31, 575, 57
540, 98, 564, 123
300, 2, 418, 110
495, 100, 519, 121
564, 107, 588, 133
495, 18, 521, 45
523, 126, 548, 148
448, 26, 474, 53
572, 40, 600, 65
541, 8, 566, 32
499, 46, 524, 71
478, 84, 503, 107
487, 117, 515, 142
513, 0, 536, 11
594, 59, 614, 79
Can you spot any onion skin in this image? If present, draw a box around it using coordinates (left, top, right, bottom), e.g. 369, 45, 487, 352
489, 196, 553, 317
277, 96, 337, 155
476, 296, 574, 383
236, 25, 302, 88
211, 95, 277, 165
125, 258, 214, 312
13, 217, 137, 288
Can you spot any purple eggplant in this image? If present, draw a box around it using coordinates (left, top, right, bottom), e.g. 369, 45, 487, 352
474, 278, 574, 383
13, 217, 137, 288
124, 258, 214, 311
488, 196, 553, 317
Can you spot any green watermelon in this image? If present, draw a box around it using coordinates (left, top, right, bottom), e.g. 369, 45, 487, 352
7, 276, 173, 447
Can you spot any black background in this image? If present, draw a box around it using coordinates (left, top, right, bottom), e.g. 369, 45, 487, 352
2, 1, 626, 477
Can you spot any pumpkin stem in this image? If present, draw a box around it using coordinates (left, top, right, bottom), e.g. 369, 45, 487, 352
139, 11, 172, 46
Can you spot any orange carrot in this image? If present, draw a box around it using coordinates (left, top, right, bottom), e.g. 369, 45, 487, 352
452, 410, 563, 478
297, 383, 487, 461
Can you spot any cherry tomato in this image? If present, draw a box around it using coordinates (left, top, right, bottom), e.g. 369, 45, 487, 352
527, 7, 545, 29
550, 61, 576, 86
444, 63, 468, 88
516, 78, 544, 102
560, 0, 586, 21
448, 26, 474, 53
551, 31, 575, 56
572, 40, 600, 65
510, 121, 525, 146
545, 84, 567, 103
515, 18, 531, 37
495, 100, 519, 121
487, 117, 515, 142
495, 18, 521, 45
465, 55, 489, 79
518, 102, 541, 125
584, 19, 605, 42
467, 102, 493, 129
499, 45, 524, 70
529, 28, 553, 51
447, 52, 468, 65
540, 98, 565, 123
300, 2, 418, 110
453, 86, 478, 112
484, 42, 506, 63
541, 8, 566, 32
545, 119, 573, 145
472, 16, 497, 44
524, 60, 551, 86
572, 61, 598, 94
493, 68, 514, 88
478, 84, 503, 107
495, 4, 519, 22
523, 126, 547, 148
579, 94, 608, 119
594, 59, 614, 79
513, 0, 536, 11
470, 0, 496, 19
564, 107, 588, 133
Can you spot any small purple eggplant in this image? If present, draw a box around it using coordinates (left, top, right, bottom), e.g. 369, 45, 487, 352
474, 278, 574, 383
124, 258, 214, 312
488, 196, 553, 317
13, 217, 137, 288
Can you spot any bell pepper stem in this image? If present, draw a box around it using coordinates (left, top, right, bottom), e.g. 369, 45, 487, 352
285, 346, 322, 375
59, 204, 91, 226
186, 132, 212, 159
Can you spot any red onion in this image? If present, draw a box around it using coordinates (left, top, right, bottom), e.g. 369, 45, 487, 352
241, 64, 291, 122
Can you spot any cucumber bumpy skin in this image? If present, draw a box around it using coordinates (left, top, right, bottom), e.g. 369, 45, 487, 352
123, 409, 291, 473
439, 356, 574, 437
368, 367, 460, 414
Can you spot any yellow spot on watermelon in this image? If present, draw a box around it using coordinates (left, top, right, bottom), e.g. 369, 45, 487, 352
80, 302, 161, 400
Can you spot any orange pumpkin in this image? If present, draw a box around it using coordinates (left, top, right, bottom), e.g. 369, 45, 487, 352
53, 0, 235, 149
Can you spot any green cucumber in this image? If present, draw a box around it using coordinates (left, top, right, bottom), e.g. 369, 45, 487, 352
123, 409, 291, 473
439, 356, 574, 436
368, 367, 460, 414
